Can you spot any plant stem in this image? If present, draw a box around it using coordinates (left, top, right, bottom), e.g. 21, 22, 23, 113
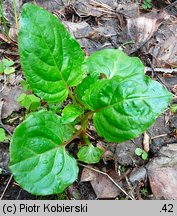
68, 89, 78, 105
63, 128, 82, 146
63, 110, 95, 147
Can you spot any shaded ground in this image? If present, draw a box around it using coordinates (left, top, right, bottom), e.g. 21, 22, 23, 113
0, 0, 177, 200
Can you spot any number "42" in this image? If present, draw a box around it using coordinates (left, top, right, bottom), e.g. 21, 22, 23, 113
161, 204, 173, 213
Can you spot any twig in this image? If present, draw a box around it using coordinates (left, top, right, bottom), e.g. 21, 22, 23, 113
151, 133, 168, 140
0, 175, 13, 200
16, 189, 22, 200
78, 163, 135, 200
125, 176, 136, 200
145, 67, 177, 74
0, 49, 19, 56
165, 0, 177, 9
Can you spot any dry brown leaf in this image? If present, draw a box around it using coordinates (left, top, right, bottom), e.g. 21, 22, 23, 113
172, 85, 177, 95
120, 10, 170, 54
0, 77, 23, 119
144, 19, 177, 67
73, 0, 115, 17
90, 172, 121, 198
80, 166, 99, 182
80, 167, 121, 198
143, 132, 150, 153
8, 26, 18, 42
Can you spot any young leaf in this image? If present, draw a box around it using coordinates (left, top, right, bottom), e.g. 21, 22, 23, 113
2, 58, 14, 67
48, 102, 62, 113
28, 94, 41, 111
170, 104, 177, 113
61, 104, 84, 124
82, 74, 172, 142
142, 151, 148, 160
18, 3, 86, 103
87, 49, 144, 79
0, 62, 4, 74
0, 128, 6, 142
75, 73, 99, 104
20, 79, 30, 91
17, 93, 41, 110
10, 110, 78, 195
135, 148, 143, 156
4, 67, 15, 75
0, 58, 15, 75
77, 144, 104, 164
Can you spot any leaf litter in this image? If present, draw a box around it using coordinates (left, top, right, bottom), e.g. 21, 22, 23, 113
1, 0, 177, 200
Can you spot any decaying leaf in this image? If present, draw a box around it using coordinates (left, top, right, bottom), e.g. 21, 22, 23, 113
145, 22, 177, 67
73, 0, 115, 17
146, 144, 177, 199
0, 84, 23, 119
81, 167, 121, 198
120, 10, 170, 54
143, 132, 150, 153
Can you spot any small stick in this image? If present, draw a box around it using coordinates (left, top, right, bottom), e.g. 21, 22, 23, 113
78, 163, 135, 200
151, 133, 168, 140
0, 175, 13, 200
145, 67, 177, 74
0, 49, 19, 56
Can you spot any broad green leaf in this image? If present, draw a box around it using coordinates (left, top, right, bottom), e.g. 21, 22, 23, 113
135, 148, 143, 156
4, 67, 15, 75
10, 110, 78, 195
18, 3, 86, 103
75, 73, 99, 104
77, 144, 104, 164
0, 128, 6, 142
61, 104, 84, 124
87, 49, 144, 79
82, 75, 172, 142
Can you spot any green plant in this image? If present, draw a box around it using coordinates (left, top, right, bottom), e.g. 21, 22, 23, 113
20, 79, 30, 91
170, 104, 177, 113
9, 3, 172, 195
0, 128, 7, 142
17, 93, 41, 111
140, 187, 148, 197
135, 148, 148, 160
0, 58, 15, 75
141, 0, 152, 9
0, 0, 9, 36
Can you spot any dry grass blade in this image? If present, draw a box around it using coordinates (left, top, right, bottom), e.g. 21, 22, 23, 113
0, 175, 13, 200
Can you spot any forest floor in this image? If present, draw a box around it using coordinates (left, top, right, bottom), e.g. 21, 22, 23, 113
0, 0, 177, 200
